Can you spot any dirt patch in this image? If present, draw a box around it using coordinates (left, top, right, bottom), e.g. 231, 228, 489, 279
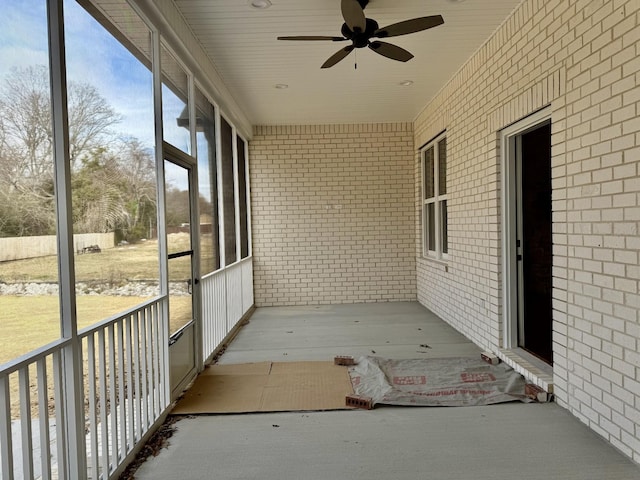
118, 415, 180, 479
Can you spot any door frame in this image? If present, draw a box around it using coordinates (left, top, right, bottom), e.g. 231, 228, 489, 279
500, 106, 552, 350
163, 142, 202, 398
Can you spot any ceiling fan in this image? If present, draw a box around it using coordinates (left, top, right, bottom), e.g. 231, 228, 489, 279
277, 0, 444, 68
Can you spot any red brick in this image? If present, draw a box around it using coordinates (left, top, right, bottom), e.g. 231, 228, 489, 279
345, 394, 374, 410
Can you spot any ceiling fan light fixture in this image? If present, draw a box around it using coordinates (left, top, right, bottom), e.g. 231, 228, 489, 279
399, 80, 414, 86
249, 0, 272, 9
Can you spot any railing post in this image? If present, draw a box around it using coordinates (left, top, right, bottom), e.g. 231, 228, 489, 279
0, 376, 13, 479
48, 0, 87, 476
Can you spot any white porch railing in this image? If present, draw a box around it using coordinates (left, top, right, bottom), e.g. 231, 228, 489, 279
0, 340, 69, 480
79, 298, 169, 479
201, 257, 254, 362
1, 257, 253, 479
0, 297, 168, 480
201, 270, 228, 360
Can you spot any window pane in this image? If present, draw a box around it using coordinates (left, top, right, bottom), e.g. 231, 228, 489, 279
0, 1, 60, 361
168, 255, 192, 335
427, 203, 435, 252
161, 45, 190, 154
164, 161, 192, 255
438, 137, 447, 196
424, 147, 434, 199
237, 136, 249, 259
65, 0, 159, 325
221, 116, 236, 265
441, 200, 448, 254
195, 88, 220, 274
164, 161, 193, 335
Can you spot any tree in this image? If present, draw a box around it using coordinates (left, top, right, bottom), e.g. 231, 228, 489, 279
0, 65, 157, 240
0, 66, 53, 186
67, 82, 121, 167
71, 147, 129, 234
165, 187, 190, 228
71, 138, 157, 241
114, 138, 157, 240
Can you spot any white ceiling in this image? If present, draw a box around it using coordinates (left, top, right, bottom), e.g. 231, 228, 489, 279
172, 0, 523, 126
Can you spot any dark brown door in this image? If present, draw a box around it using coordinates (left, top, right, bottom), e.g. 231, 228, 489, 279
518, 122, 552, 364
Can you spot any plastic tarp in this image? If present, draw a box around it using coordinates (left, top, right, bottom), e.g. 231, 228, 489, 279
348, 356, 530, 407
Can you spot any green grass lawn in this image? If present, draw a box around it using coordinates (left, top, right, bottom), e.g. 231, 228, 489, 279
1, 295, 194, 365
1, 295, 155, 365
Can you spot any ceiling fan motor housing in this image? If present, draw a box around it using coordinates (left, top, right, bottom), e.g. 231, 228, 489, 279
341, 18, 379, 47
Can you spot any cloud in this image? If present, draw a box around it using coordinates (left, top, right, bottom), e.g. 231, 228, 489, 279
0, 46, 49, 73
0, 1, 49, 75
0, 1, 201, 162
63, 0, 156, 148
0, 1, 157, 149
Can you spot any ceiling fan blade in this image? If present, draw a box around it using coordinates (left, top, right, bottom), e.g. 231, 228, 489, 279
374, 15, 444, 38
321, 45, 355, 68
277, 36, 347, 41
341, 0, 366, 32
368, 41, 414, 62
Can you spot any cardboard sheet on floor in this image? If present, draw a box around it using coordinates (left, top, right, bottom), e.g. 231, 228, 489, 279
172, 361, 354, 414
349, 356, 530, 407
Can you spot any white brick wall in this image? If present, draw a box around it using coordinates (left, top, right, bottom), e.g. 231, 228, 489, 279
414, 0, 640, 462
250, 123, 416, 306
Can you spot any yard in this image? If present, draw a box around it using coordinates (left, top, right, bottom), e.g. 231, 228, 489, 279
1, 234, 198, 420
0, 235, 199, 364
0, 239, 161, 283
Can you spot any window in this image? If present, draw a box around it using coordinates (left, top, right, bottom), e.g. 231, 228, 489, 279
220, 116, 236, 265
237, 135, 250, 259
195, 87, 220, 274
422, 134, 448, 258
65, 0, 158, 324
0, 0, 60, 361
161, 45, 190, 154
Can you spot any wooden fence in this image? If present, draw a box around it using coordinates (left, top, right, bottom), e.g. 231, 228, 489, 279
0, 233, 115, 262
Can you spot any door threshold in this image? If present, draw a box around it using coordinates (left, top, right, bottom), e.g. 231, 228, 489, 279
497, 348, 553, 393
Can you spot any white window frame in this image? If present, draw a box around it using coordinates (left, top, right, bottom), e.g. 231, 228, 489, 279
421, 132, 448, 259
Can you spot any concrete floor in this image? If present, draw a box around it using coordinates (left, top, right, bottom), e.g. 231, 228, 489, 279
134, 302, 640, 479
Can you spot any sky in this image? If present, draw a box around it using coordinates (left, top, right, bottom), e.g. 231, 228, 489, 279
63, 0, 156, 150
0, 2, 49, 72
0, 0, 197, 190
